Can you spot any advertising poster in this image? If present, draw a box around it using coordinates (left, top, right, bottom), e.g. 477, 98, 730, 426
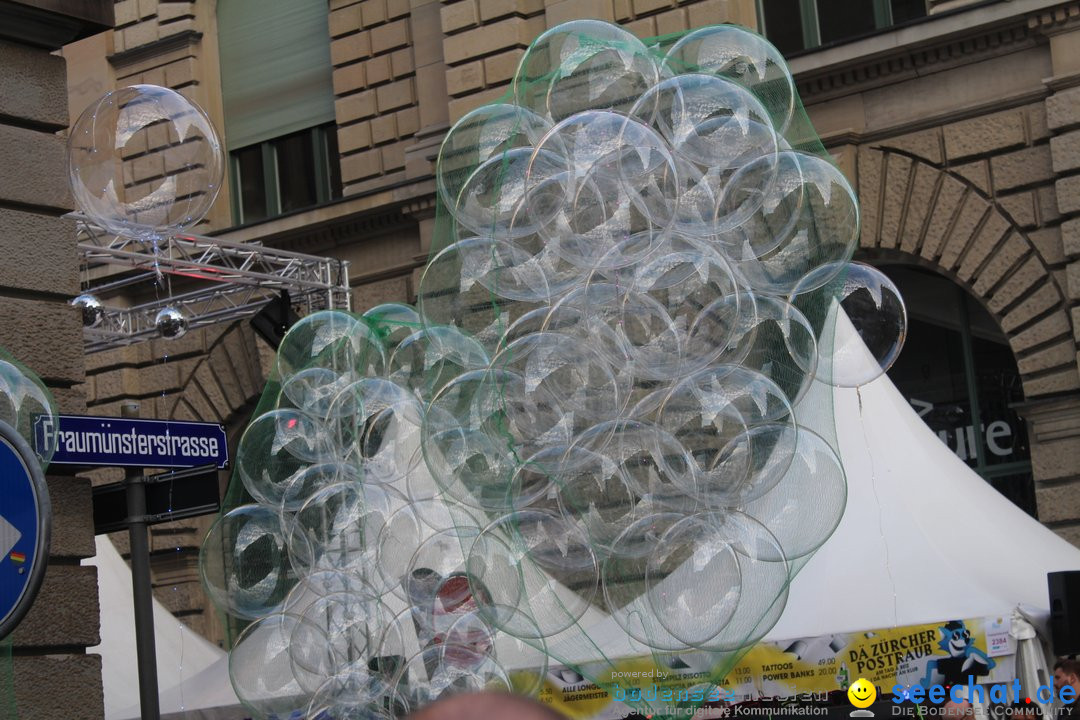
539, 616, 1017, 719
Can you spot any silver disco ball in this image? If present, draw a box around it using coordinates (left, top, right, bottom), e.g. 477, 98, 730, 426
155, 306, 189, 339
72, 293, 104, 328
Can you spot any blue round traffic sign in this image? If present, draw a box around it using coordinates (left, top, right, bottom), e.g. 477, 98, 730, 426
0, 420, 50, 639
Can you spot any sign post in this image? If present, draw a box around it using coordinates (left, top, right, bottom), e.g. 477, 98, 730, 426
124, 420, 160, 720
33, 407, 228, 720
0, 420, 50, 641
37, 413, 228, 469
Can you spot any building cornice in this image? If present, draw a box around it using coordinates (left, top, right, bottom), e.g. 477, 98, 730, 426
790, 0, 1079, 104
216, 180, 438, 258
0, 0, 112, 49
1026, 1, 1080, 35
108, 28, 202, 70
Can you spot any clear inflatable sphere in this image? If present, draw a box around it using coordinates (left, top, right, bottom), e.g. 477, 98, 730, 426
791, 261, 908, 388
514, 19, 659, 121
665, 24, 797, 133
200, 504, 302, 620
68, 84, 223, 240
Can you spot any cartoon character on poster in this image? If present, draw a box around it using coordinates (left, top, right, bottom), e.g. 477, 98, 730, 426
921, 620, 995, 687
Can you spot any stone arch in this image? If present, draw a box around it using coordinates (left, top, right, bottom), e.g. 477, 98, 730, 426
167, 321, 270, 432
854, 145, 1078, 398
147, 321, 269, 645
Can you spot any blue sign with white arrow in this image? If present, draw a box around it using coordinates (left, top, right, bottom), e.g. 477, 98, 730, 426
0, 421, 50, 640
35, 415, 229, 469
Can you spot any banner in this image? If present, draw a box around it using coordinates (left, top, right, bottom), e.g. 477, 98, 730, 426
539, 616, 1018, 719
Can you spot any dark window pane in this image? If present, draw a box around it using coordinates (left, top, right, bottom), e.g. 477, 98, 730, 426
234, 145, 267, 223
986, 472, 1038, 519
275, 131, 318, 213
891, 0, 927, 24
817, 0, 876, 45
881, 265, 1034, 518
325, 124, 342, 200
887, 317, 976, 468
971, 335, 1029, 466
763, 0, 805, 55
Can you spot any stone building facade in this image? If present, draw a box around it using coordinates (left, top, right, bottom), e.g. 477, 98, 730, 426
1, 2, 111, 718
58, 0, 1080, 651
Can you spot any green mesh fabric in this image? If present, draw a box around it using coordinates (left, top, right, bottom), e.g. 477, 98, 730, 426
202, 21, 875, 720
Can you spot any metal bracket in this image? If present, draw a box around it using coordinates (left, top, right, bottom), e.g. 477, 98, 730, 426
72, 213, 352, 352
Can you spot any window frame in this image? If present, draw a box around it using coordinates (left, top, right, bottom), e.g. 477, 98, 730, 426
757, 0, 903, 54
228, 123, 339, 226
880, 263, 1037, 517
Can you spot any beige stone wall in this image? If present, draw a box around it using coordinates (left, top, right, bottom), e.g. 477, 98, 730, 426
83, 321, 268, 645
66, 3, 1080, 652
97, 0, 231, 231
794, 4, 1080, 547
1, 17, 102, 720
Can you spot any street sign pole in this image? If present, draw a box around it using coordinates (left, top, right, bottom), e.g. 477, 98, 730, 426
122, 403, 159, 720
29, 406, 225, 719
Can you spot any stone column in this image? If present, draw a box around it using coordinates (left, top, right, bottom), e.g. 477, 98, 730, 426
1016, 396, 1080, 547
1031, 9, 1080, 549
405, 0, 451, 185
0, 2, 111, 717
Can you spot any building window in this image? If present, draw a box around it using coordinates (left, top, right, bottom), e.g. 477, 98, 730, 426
879, 265, 1036, 518
759, 0, 928, 55
230, 123, 342, 225
218, 0, 340, 225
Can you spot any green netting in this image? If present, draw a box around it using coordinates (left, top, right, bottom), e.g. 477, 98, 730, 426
200, 20, 908, 720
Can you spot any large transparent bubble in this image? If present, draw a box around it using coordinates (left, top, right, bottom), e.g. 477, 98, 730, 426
741, 427, 847, 560
665, 25, 797, 134
276, 310, 385, 379
514, 20, 659, 121
529, 111, 679, 270
0, 360, 57, 467
791, 262, 907, 388
236, 409, 334, 507
68, 84, 223, 240
201, 504, 303, 621
438, 104, 552, 228
468, 510, 599, 639
721, 152, 859, 295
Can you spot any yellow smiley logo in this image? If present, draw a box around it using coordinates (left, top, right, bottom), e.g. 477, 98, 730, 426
848, 678, 877, 708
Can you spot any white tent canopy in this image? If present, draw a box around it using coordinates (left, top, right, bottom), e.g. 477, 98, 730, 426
84, 536, 241, 719
85, 370, 1080, 716
766, 373, 1080, 639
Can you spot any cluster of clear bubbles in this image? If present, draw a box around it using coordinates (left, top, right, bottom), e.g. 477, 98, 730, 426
0, 355, 57, 470
67, 83, 223, 244
199, 20, 908, 720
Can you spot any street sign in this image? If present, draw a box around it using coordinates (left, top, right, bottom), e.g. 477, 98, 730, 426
92, 464, 221, 535
0, 420, 51, 640
35, 414, 229, 469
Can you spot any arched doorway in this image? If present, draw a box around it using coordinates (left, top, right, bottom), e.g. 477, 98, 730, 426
877, 264, 1036, 516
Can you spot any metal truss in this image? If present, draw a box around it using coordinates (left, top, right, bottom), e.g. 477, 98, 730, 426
72, 214, 352, 352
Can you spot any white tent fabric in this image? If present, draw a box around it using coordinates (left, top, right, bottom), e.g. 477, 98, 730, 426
765, 373, 1080, 640
83, 535, 240, 719
557, 370, 1080, 662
